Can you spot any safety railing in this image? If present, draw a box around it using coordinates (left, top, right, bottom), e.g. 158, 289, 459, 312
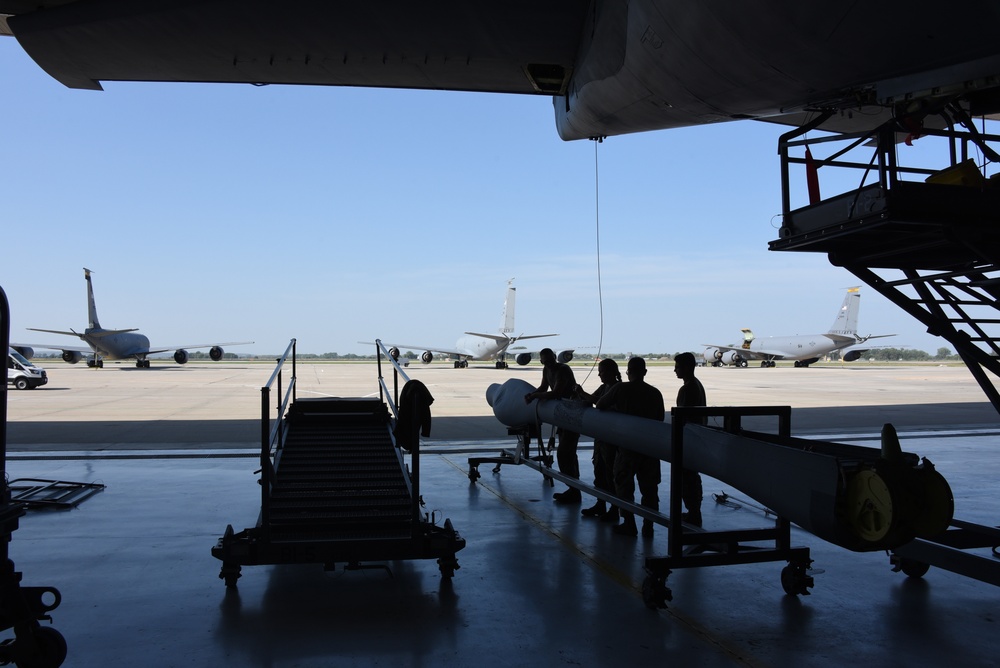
372, 339, 424, 527
773, 111, 1000, 413
777, 106, 1000, 232
374, 339, 411, 416
259, 338, 297, 535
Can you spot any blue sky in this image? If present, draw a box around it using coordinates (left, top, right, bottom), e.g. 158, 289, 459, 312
1, 38, 955, 357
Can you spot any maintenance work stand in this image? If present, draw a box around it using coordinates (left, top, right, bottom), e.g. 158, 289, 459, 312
212, 340, 465, 586
770, 105, 1000, 587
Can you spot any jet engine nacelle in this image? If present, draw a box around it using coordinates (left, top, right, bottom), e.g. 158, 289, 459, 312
515, 352, 532, 366
12, 346, 34, 360
557, 350, 573, 364
209, 346, 224, 361
174, 349, 189, 365
61, 350, 82, 364
720, 351, 744, 366
421, 351, 434, 364
843, 350, 863, 362
388, 347, 401, 360
703, 348, 722, 365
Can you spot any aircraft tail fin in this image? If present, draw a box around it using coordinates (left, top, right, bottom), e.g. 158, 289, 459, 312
84, 267, 101, 329
500, 279, 516, 336
828, 287, 861, 336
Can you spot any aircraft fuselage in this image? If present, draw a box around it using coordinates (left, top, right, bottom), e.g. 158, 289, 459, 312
82, 329, 151, 361
744, 334, 858, 362
454, 334, 508, 362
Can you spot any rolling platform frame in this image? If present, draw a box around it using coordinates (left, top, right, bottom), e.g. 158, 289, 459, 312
467, 423, 550, 483
769, 104, 1000, 587
473, 401, 818, 609
212, 339, 465, 586
0, 286, 67, 667
641, 406, 813, 610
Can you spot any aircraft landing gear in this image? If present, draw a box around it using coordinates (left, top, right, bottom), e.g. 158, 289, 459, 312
135, 360, 150, 368
86, 359, 103, 368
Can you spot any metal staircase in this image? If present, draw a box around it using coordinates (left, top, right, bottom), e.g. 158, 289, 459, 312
770, 109, 1000, 413
213, 341, 464, 586
269, 400, 414, 543
768, 108, 1000, 588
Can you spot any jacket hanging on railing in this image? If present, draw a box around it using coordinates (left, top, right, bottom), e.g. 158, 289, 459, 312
394, 379, 434, 452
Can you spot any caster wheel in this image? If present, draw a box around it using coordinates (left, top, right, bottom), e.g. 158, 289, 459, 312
220, 562, 242, 588
20, 626, 68, 668
896, 557, 930, 578
641, 573, 672, 609
781, 563, 814, 596
438, 556, 460, 579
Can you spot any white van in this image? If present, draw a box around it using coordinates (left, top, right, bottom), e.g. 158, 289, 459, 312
7, 348, 48, 390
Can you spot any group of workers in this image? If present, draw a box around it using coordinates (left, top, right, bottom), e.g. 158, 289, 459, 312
524, 349, 705, 536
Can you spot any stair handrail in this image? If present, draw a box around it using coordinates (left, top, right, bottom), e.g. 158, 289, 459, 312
373, 340, 425, 531
260, 338, 297, 535
374, 339, 411, 417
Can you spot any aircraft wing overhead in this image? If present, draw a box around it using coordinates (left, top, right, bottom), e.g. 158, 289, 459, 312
8, 2, 1000, 142
6, 2, 587, 93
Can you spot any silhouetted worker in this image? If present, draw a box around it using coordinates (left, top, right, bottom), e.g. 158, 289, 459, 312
596, 357, 665, 537
525, 348, 581, 503
674, 352, 706, 526
575, 358, 622, 520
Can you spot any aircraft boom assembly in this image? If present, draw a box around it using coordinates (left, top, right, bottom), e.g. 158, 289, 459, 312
487, 378, 953, 553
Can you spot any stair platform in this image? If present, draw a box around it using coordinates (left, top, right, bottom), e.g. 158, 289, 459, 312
212, 371, 464, 586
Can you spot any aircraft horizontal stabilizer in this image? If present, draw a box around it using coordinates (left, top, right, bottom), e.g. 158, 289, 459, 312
26, 327, 80, 337
509, 333, 558, 341
463, 332, 511, 344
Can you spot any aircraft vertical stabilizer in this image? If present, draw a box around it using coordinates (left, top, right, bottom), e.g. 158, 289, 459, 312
500, 280, 516, 335
828, 287, 861, 336
84, 267, 101, 330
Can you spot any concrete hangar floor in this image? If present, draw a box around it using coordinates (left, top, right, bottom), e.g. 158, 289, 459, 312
4, 361, 1000, 667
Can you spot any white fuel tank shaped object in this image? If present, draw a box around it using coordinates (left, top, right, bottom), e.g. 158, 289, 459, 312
486, 379, 953, 553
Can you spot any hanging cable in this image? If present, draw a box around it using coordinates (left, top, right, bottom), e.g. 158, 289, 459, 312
579, 136, 607, 387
